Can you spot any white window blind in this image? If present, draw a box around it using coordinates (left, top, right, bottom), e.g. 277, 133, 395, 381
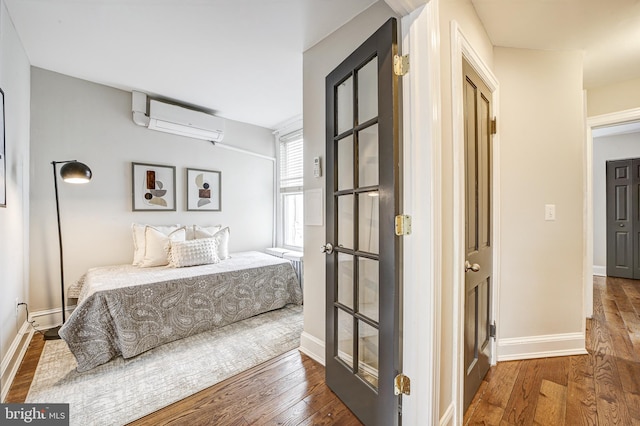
279, 131, 303, 191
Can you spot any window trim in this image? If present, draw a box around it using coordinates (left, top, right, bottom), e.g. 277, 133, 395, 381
274, 120, 304, 250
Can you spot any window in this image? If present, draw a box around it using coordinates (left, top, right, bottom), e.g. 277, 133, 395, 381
278, 130, 303, 249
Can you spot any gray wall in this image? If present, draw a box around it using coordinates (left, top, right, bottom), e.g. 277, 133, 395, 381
29, 68, 276, 315
592, 131, 640, 272
0, 0, 31, 396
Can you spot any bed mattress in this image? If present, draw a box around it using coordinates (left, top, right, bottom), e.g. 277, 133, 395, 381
60, 251, 303, 372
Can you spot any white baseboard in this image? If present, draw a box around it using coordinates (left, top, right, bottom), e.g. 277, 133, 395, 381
1, 322, 33, 402
439, 401, 455, 426
1, 304, 78, 401
28, 305, 76, 331
298, 331, 325, 366
593, 265, 606, 277
497, 332, 587, 361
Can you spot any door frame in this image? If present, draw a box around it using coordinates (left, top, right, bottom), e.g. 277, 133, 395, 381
450, 20, 501, 423
399, 2, 442, 425
585, 107, 640, 317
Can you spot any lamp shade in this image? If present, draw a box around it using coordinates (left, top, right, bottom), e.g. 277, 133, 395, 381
60, 161, 92, 183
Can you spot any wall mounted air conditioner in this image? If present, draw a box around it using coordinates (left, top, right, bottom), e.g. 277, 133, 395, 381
132, 91, 225, 142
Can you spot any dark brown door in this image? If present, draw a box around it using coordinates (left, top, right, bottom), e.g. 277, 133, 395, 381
605, 158, 640, 279
463, 59, 493, 410
324, 18, 401, 426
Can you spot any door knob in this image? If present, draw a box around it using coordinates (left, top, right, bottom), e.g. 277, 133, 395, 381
620, 223, 625, 227
465, 260, 480, 272
321, 243, 334, 255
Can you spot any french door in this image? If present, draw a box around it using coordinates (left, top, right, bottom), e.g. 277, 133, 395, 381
324, 18, 401, 426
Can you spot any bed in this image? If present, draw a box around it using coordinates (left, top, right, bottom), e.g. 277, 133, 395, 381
59, 251, 303, 372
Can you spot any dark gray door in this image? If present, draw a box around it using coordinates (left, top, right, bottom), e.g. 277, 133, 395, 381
606, 158, 640, 278
463, 59, 493, 411
324, 18, 401, 426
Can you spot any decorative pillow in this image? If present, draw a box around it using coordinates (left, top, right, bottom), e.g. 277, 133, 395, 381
139, 226, 186, 268
169, 237, 220, 268
212, 227, 230, 260
132, 223, 181, 265
188, 224, 222, 240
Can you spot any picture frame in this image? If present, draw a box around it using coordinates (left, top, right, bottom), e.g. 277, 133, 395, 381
186, 168, 221, 211
0, 88, 5, 208
132, 162, 176, 211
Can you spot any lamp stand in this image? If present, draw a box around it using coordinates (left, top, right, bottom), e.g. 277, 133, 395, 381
44, 161, 69, 340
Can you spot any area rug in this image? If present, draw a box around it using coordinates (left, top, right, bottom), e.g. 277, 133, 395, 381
26, 304, 303, 426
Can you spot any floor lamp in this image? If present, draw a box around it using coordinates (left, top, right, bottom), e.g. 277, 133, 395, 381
44, 160, 92, 340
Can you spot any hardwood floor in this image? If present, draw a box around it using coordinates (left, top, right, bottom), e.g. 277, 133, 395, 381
5, 334, 363, 425
129, 350, 363, 426
7, 276, 639, 425
464, 275, 640, 425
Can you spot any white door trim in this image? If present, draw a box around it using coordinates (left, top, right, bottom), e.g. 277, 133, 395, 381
585, 107, 640, 318
400, 2, 441, 424
450, 20, 501, 424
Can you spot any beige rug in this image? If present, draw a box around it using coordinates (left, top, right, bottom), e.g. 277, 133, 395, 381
26, 305, 303, 426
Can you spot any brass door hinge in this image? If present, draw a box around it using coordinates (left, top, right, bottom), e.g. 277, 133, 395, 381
491, 118, 497, 135
395, 215, 412, 236
394, 374, 411, 395
394, 55, 409, 76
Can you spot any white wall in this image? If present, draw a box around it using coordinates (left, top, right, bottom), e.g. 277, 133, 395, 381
0, 0, 31, 398
587, 76, 640, 117
29, 68, 276, 317
592, 132, 640, 272
494, 48, 585, 348
301, 1, 397, 361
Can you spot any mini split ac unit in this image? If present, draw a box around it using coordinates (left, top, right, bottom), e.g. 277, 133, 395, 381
132, 91, 225, 142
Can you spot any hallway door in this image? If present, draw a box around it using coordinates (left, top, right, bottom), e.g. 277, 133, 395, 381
606, 158, 640, 279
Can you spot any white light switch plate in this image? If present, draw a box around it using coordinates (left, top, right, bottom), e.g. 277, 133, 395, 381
545, 204, 556, 221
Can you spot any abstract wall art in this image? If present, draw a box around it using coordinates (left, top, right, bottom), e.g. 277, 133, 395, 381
186, 168, 221, 211
132, 162, 176, 211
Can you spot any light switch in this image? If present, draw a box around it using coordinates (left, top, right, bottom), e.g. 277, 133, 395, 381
545, 204, 556, 221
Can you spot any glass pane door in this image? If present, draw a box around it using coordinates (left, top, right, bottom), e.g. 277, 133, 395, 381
325, 17, 400, 426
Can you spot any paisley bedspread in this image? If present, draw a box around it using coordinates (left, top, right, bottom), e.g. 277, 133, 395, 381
59, 251, 303, 372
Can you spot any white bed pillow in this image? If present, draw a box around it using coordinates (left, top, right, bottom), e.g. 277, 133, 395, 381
195, 226, 229, 260
169, 237, 220, 268
132, 223, 181, 265
188, 224, 222, 240
140, 226, 186, 267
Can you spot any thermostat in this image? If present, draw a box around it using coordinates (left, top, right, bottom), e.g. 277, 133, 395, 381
313, 156, 322, 178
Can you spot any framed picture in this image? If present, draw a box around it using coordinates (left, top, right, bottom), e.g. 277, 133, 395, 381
0, 88, 5, 208
186, 168, 221, 211
132, 162, 176, 211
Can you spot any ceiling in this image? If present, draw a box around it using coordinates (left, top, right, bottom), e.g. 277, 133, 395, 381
472, 0, 640, 89
4, 0, 378, 129
4, 0, 640, 130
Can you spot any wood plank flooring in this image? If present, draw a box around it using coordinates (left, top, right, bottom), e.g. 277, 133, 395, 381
4, 331, 45, 403
129, 350, 362, 426
4, 333, 362, 425
464, 275, 640, 425
6, 276, 639, 425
